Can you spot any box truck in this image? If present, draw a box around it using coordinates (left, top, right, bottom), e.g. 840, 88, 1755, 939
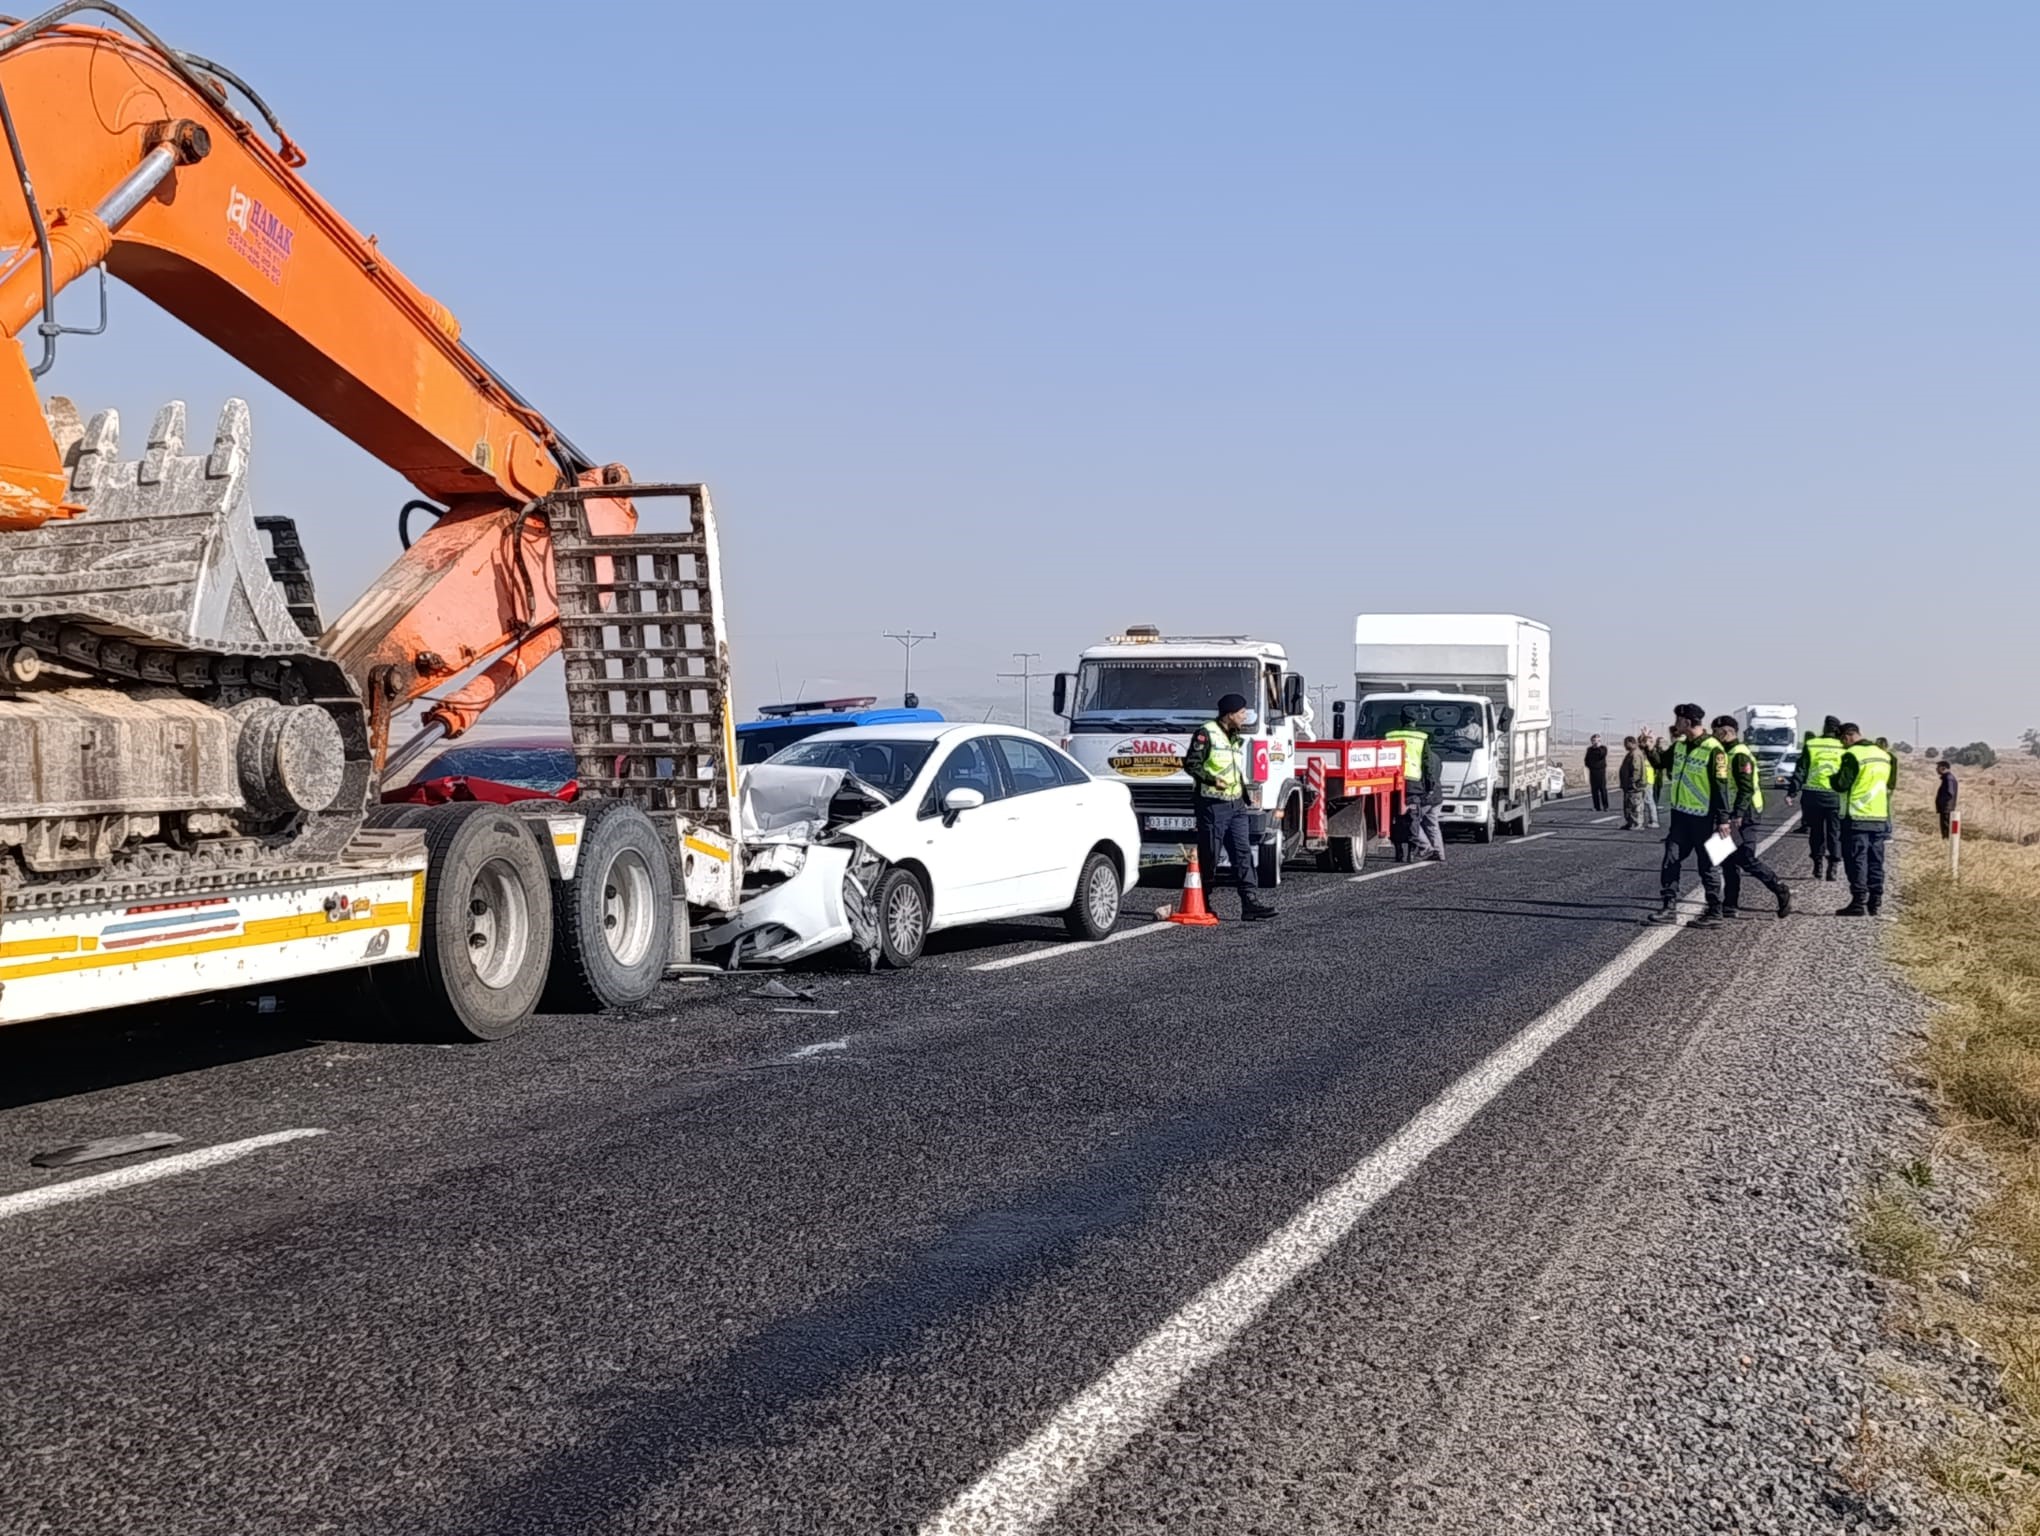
1737, 704, 1800, 786
1342, 614, 1553, 844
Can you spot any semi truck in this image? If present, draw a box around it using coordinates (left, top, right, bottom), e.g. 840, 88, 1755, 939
1341, 613, 1553, 844
1052, 627, 1310, 886
1737, 704, 1800, 786
0, 5, 749, 1040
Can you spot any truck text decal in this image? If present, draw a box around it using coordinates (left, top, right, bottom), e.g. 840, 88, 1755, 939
1107, 736, 1184, 779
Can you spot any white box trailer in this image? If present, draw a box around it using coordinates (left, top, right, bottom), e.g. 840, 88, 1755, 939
1345, 613, 1553, 843
1737, 703, 1800, 785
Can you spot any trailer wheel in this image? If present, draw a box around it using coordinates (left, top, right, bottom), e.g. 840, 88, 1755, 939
382, 804, 554, 1041
1324, 835, 1362, 873
545, 801, 673, 1013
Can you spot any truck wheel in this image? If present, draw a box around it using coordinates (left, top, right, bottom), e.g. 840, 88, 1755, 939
1064, 850, 1122, 941
382, 804, 554, 1041
545, 802, 673, 1013
874, 867, 928, 969
1474, 803, 1495, 844
1517, 795, 1533, 835
1319, 835, 1362, 873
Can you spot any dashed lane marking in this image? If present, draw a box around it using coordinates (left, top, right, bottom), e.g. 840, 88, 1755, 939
0, 1129, 328, 1222
972, 920, 1179, 973
919, 815, 1800, 1536
1348, 860, 1435, 885
1506, 832, 1556, 845
1590, 815, 1620, 825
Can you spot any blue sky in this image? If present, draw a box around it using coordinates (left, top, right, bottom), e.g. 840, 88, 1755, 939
48, 0, 2039, 745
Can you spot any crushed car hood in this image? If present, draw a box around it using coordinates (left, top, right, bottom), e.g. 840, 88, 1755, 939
738, 764, 890, 845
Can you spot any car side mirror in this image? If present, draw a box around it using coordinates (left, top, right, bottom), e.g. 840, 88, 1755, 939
942, 786, 984, 825
1282, 672, 1305, 718
1052, 674, 1071, 717
1332, 700, 1347, 739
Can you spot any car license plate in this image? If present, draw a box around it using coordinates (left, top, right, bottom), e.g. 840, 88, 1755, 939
1146, 815, 1195, 832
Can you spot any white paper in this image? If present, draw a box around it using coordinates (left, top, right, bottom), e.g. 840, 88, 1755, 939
1703, 832, 1736, 867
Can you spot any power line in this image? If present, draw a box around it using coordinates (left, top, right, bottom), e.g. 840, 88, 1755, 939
882, 628, 936, 706
996, 652, 1044, 732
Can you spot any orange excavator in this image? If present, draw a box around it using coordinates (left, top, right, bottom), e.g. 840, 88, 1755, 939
0, 4, 738, 1037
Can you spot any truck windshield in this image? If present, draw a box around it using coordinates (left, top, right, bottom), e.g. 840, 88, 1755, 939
1355, 699, 1485, 754
1071, 660, 1258, 727
1747, 725, 1796, 747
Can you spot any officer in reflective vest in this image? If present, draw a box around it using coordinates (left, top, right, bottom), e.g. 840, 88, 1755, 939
1791, 715, 1847, 882
1648, 702, 1733, 927
1181, 692, 1277, 921
1713, 715, 1791, 919
1385, 709, 1443, 862
1831, 723, 1895, 917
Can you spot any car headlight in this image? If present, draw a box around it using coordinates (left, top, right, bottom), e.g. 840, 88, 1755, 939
1458, 778, 1488, 800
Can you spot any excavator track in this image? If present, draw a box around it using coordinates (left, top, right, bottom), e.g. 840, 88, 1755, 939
0, 397, 372, 908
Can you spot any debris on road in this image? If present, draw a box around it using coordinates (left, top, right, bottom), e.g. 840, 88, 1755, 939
30, 1132, 184, 1169
750, 979, 819, 1002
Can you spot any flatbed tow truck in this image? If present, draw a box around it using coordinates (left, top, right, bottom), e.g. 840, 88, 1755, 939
0, 3, 746, 1039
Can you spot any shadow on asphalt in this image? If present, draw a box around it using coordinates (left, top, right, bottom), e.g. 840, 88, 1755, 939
0, 978, 409, 1111
1410, 902, 1651, 926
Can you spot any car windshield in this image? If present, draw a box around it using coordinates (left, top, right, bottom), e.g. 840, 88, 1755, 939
766, 738, 937, 799
1747, 724, 1796, 747
411, 744, 576, 791
1355, 700, 1485, 754
1071, 660, 1258, 725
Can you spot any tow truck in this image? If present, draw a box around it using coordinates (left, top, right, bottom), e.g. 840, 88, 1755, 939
1053, 626, 1406, 879
0, 4, 746, 1039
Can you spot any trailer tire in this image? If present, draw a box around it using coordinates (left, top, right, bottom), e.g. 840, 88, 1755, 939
1325, 835, 1362, 873
380, 803, 554, 1042
544, 801, 673, 1013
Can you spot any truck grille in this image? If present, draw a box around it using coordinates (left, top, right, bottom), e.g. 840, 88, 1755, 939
1130, 785, 1198, 816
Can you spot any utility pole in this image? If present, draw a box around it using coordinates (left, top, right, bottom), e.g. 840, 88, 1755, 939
882, 628, 936, 707
1913, 714, 1921, 749
996, 652, 1043, 731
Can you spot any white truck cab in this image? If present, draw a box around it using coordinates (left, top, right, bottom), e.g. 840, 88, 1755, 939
1053, 627, 1309, 886
1737, 703, 1800, 786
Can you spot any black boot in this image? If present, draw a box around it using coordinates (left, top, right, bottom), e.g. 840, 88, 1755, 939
1690, 907, 1725, 930
1867, 895, 1882, 916
1644, 903, 1680, 925
1825, 860, 1840, 882
1243, 901, 1279, 922
1777, 888, 1793, 919
1836, 899, 1867, 917
1719, 906, 1740, 920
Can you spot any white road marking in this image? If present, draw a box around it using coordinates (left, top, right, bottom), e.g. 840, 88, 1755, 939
972, 921, 1178, 973
1348, 859, 1435, 885
1506, 832, 1556, 845
784, 1038, 850, 1060
1590, 815, 1620, 825
0, 1129, 327, 1222
920, 818, 1800, 1536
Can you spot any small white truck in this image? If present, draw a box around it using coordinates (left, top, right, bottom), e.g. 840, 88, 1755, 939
1737, 703, 1800, 786
1052, 628, 1309, 886
1343, 613, 1553, 844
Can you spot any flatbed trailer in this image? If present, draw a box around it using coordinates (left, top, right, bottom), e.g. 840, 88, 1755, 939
1294, 737, 1407, 874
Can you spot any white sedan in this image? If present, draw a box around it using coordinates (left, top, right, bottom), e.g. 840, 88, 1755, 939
703, 723, 1141, 969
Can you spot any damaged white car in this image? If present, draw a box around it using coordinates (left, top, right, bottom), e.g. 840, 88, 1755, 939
703, 724, 1141, 969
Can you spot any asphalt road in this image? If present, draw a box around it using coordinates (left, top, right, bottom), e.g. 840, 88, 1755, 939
0, 788, 1897, 1534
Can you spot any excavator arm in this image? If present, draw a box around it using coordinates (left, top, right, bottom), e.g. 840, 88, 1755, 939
0, 2, 632, 748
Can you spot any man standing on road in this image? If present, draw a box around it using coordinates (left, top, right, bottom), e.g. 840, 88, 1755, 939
1935, 759, 1959, 839
1585, 734, 1610, 811
1636, 729, 1661, 829
1832, 724, 1894, 917
1647, 703, 1733, 929
1182, 693, 1278, 922
1619, 735, 1646, 828
1714, 715, 1792, 919
1791, 716, 1846, 882
1386, 708, 1444, 863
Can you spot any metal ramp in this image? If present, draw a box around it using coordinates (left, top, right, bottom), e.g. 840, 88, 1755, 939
547, 484, 736, 858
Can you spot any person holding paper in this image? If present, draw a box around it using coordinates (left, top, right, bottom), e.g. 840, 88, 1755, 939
1645, 703, 1733, 928
1713, 715, 1792, 919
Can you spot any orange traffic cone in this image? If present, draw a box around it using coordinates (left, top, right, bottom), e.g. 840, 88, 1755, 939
1166, 849, 1222, 926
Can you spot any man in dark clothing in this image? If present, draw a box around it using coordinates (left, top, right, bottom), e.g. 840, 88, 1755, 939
1713, 715, 1792, 919
1584, 735, 1610, 811
1183, 691, 1277, 921
1647, 703, 1734, 928
1790, 715, 1846, 881
1618, 735, 1646, 829
1832, 723, 1894, 916
1935, 760, 1959, 839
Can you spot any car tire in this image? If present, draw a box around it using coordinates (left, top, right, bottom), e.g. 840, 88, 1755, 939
376, 803, 554, 1041
1064, 850, 1122, 941
543, 801, 673, 1013
874, 866, 928, 970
